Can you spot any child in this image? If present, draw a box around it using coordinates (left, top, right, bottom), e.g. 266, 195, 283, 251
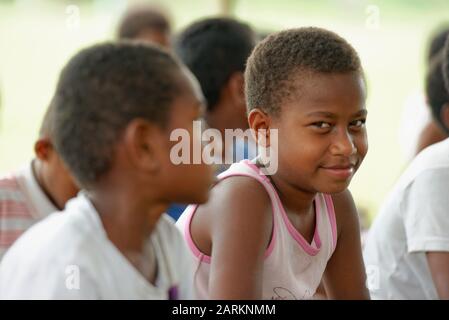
363, 142, 449, 299
416, 52, 449, 152
176, 27, 370, 300
398, 25, 449, 160
117, 3, 172, 49
0, 42, 214, 299
174, 17, 256, 148
0, 106, 79, 260
169, 17, 257, 220
363, 41, 449, 300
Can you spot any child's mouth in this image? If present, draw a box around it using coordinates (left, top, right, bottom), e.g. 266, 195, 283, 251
320, 165, 355, 180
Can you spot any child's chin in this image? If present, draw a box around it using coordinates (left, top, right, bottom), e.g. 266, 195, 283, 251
319, 180, 351, 194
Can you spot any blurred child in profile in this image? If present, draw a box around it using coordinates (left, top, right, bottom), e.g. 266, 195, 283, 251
0, 42, 214, 299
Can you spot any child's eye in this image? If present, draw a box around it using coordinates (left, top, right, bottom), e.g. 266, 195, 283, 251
349, 119, 366, 130
311, 121, 332, 129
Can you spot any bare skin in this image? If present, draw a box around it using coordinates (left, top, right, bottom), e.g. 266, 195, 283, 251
426, 252, 449, 299
135, 28, 171, 49
33, 138, 79, 210
416, 103, 449, 155
415, 120, 447, 155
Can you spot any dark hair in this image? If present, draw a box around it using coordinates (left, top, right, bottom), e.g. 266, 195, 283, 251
117, 4, 171, 39
38, 104, 56, 139
442, 36, 449, 102
426, 52, 449, 132
52, 42, 183, 188
174, 17, 255, 111
245, 27, 362, 116
427, 25, 449, 63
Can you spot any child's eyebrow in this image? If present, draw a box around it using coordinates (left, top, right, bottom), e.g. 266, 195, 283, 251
306, 111, 337, 119
353, 109, 368, 117
306, 109, 368, 118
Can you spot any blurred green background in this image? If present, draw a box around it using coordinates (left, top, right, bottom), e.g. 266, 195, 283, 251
0, 0, 448, 223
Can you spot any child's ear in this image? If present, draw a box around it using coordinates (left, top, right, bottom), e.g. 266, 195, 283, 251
248, 108, 272, 147
34, 138, 53, 161
123, 119, 164, 173
227, 72, 245, 107
441, 103, 449, 133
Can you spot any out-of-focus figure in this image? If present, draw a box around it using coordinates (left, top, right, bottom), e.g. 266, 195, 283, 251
116, 2, 172, 49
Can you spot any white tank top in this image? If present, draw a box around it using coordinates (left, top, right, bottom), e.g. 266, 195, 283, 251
176, 160, 337, 300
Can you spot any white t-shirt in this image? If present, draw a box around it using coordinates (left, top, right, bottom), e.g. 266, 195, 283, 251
364, 138, 449, 299
0, 192, 195, 299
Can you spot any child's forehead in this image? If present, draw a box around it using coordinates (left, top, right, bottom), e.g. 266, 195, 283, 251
290, 71, 364, 99
280, 72, 366, 114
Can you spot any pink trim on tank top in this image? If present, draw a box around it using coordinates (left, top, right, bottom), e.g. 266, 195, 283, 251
183, 172, 278, 265
241, 160, 271, 183
242, 160, 322, 256
324, 194, 337, 252
183, 204, 211, 264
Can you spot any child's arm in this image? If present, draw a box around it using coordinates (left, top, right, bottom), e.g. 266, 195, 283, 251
426, 252, 449, 299
200, 176, 273, 299
404, 170, 449, 300
322, 189, 370, 299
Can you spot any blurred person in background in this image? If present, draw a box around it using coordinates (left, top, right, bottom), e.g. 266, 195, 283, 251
0, 105, 79, 261
398, 25, 449, 160
167, 17, 257, 220
363, 40, 449, 299
116, 2, 172, 49
416, 51, 449, 151
0, 42, 214, 299
174, 17, 257, 164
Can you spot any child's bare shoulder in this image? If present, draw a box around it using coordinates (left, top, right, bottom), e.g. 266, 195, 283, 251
192, 175, 273, 252
202, 175, 271, 216
330, 189, 359, 236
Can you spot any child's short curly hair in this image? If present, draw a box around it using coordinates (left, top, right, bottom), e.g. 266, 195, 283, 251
51, 42, 184, 189
245, 27, 363, 116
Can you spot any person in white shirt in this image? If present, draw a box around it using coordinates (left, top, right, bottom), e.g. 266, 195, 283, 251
0, 192, 195, 299
364, 138, 449, 299
397, 26, 449, 161
0, 42, 215, 299
364, 43, 449, 300
0, 106, 79, 260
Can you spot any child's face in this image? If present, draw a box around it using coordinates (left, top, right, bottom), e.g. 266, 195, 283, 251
271, 71, 367, 194
158, 68, 215, 204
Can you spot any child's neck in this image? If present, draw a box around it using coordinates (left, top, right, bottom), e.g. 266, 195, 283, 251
32, 159, 63, 210
88, 184, 167, 280
269, 173, 316, 216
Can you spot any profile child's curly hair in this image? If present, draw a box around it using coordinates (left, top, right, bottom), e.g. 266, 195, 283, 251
51, 42, 184, 188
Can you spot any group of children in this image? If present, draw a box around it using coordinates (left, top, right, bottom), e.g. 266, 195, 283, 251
0, 3, 447, 300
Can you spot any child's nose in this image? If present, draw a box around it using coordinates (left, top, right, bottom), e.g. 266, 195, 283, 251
330, 130, 357, 156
